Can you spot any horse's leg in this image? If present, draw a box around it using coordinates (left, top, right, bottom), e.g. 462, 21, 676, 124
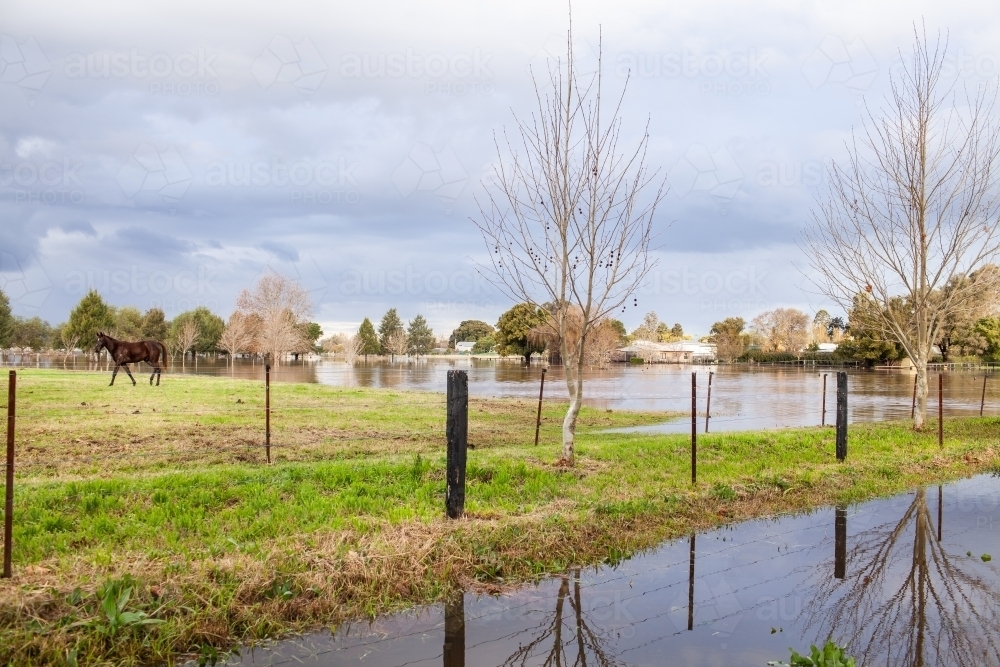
110, 363, 119, 386
122, 363, 137, 386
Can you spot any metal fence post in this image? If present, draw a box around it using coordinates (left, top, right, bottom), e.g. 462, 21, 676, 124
265, 365, 271, 464
446, 370, 468, 519
534, 368, 546, 446
981, 375, 987, 417
836, 372, 847, 461
691, 372, 697, 485
3, 370, 15, 578
704, 371, 713, 433
821, 373, 827, 427
938, 372, 944, 448
911, 374, 917, 419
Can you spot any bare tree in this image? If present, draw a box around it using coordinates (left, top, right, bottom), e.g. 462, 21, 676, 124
218, 312, 255, 374
476, 16, 662, 465
804, 26, 1000, 429
341, 333, 361, 364
60, 328, 79, 369
750, 308, 810, 353
236, 271, 312, 368
384, 328, 409, 361
177, 319, 199, 370
530, 308, 622, 367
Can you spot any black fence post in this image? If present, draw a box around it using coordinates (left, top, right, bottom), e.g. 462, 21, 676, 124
534, 368, 546, 446
3, 370, 15, 579
911, 374, 917, 420
835, 372, 847, 461
834, 506, 846, 579
937, 485, 943, 542
691, 372, 697, 485
265, 365, 271, 464
446, 370, 468, 519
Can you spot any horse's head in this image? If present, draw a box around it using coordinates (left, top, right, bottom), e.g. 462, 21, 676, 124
94, 332, 107, 354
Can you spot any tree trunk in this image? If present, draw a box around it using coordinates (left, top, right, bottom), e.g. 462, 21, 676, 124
914, 353, 928, 430
561, 354, 585, 465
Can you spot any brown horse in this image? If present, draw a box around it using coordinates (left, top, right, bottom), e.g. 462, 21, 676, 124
94, 332, 167, 386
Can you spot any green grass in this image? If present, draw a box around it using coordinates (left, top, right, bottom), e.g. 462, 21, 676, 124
0, 369, 997, 666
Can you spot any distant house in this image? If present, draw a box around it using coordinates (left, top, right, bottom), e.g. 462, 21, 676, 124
816, 343, 838, 353
615, 340, 717, 363
455, 341, 476, 353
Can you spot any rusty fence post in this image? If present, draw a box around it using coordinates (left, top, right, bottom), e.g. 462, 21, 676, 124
3, 370, 15, 578
691, 372, 697, 485
938, 372, 944, 448
704, 371, 713, 433
821, 373, 827, 427
265, 365, 271, 464
534, 368, 546, 446
981, 375, 988, 417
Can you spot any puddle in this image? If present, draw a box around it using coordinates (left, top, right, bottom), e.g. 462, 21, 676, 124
224, 474, 1000, 666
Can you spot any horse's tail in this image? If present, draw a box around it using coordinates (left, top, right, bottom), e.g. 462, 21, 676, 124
158, 341, 168, 366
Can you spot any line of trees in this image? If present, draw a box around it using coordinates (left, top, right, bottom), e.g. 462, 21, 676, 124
321, 308, 437, 361
0, 271, 324, 369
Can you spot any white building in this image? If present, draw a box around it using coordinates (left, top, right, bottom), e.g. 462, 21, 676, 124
455, 341, 476, 353
617, 340, 717, 363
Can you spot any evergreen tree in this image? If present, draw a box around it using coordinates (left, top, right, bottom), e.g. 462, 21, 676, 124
66, 290, 115, 350
378, 308, 404, 354
495, 303, 548, 364
0, 289, 12, 348
140, 308, 169, 340
115, 306, 144, 339
448, 320, 494, 348
357, 317, 380, 359
406, 314, 435, 355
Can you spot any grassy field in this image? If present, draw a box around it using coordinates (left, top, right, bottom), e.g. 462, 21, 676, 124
1, 369, 998, 666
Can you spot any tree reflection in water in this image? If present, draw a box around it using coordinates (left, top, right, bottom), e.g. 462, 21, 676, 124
803, 488, 1000, 666
500, 569, 626, 667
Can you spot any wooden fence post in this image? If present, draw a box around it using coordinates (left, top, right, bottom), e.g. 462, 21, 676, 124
265, 365, 271, 464
3, 370, 15, 579
446, 370, 468, 519
836, 372, 847, 461
534, 368, 546, 446
691, 372, 697, 485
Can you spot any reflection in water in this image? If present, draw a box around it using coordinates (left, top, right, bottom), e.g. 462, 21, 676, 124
688, 534, 696, 631
500, 570, 624, 667
443, 596, 464, 667
807, 488, 1000, 666
834, 507, 846, 580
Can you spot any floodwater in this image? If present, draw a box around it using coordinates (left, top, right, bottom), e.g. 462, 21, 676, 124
6, 354, 996, 433
225, 474, 1000, 667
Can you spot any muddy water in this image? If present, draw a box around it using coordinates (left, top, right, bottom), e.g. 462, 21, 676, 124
9, 355, 998, 432
226, 474, 1000, 666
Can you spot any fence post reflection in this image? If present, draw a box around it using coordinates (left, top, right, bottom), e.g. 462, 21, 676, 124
834, 506, 847, 580
688, 533, 696, 630
444, 594, 465, 667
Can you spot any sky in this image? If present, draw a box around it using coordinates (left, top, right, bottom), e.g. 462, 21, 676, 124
2, 0, 999, 339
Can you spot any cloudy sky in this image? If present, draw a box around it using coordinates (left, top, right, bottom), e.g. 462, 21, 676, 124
2, 0, 998, 338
